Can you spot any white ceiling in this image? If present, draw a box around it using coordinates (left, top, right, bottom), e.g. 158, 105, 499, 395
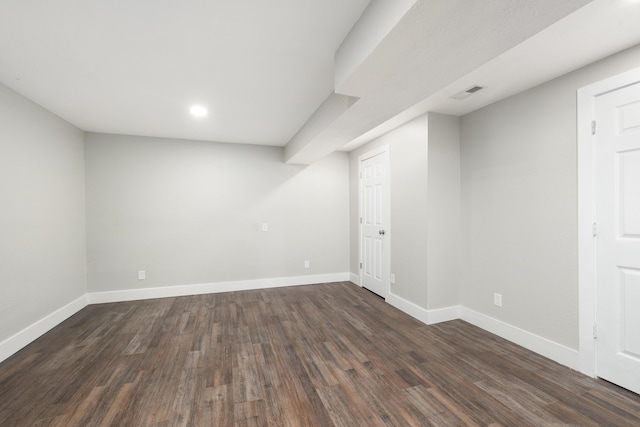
2, 0, 640, 161
343, 0, 640, 151
0, 0, 370, 145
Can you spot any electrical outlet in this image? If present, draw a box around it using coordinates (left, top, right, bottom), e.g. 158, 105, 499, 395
261, 223, 269, 232
304, 260, 310, 269
390, 273, 396, 284
493, 293, 502, 307
138, 270, 146, 280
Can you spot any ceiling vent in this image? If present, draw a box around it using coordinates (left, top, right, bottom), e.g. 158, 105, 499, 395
451, 85, 485, 100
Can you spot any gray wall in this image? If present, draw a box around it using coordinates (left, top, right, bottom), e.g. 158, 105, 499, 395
349, 113, 461, 311
0, 83, 86, 343
426, 113, 461, 310
349, 115, 430, 307
460, 44, 640, 349
85, 133, 350, 292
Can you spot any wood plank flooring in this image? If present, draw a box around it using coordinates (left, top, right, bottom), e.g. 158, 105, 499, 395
1, 282, 640, 426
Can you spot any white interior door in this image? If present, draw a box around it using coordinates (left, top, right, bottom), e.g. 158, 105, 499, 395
360, 149, 389, 298
595, 81, 640, 394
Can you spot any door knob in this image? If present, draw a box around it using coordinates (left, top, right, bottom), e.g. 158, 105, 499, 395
379, 230, 386, 235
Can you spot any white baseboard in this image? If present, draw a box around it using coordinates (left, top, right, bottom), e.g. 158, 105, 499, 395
89, 272, 350, 304
0, 273, 348, 363
384, 294, 577, 369
0, 276, 579, 374
426, 305, 462, 324
349, 272, 360, 285
0, 295, 88, 364
460, 307, 579, 370
386, 292, 460, 325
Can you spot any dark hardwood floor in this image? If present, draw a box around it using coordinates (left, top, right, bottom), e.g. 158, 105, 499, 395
1, 282, 640, 426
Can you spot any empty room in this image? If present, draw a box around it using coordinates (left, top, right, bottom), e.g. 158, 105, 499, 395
2, 0, 640, 425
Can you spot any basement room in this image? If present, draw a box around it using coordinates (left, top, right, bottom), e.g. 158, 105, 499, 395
2, 0, 640, 425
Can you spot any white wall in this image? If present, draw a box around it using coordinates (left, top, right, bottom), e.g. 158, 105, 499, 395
460, 44, 640, 350
85, 133, 350, 292
0, 83, 87, 347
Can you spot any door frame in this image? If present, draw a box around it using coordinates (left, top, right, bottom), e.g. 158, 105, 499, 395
577, 66, 640, 377
358, 145, 390, 298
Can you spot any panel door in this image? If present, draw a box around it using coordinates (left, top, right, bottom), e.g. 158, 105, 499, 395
595, 82, 640, 394
360, 151, 389, 298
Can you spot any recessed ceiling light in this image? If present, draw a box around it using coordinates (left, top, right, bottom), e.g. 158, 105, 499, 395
189, 105, 208, 117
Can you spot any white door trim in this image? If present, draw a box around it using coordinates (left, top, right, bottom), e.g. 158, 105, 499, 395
358, 145, 390, 296
577, 66, 640, 377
